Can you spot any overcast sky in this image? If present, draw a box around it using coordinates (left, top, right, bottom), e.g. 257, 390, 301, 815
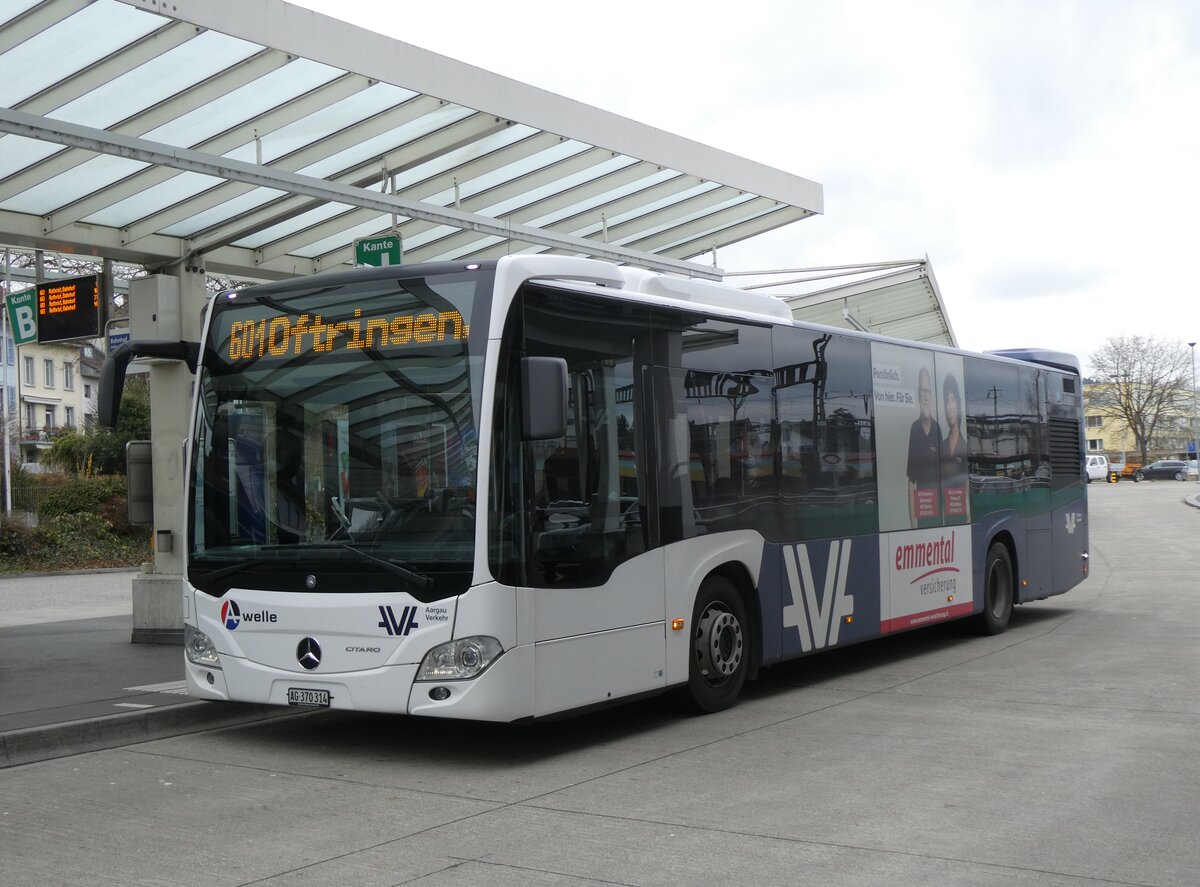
293, 0, 1200, 375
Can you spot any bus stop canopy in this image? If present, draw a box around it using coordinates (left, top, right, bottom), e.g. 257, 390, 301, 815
735, 258, 958, 347
0, 0, 824, 282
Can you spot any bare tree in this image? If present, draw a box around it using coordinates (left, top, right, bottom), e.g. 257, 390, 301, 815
1089, 336, 1191, 464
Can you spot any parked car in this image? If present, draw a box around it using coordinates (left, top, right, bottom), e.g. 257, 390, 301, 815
1133, 460, 1189, 482
1085, 454, 1109, 483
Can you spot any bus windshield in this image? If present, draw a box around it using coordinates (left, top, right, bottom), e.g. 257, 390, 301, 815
188, 266, 492, 598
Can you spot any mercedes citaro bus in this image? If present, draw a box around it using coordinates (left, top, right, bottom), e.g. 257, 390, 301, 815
101, 255, 1088, 720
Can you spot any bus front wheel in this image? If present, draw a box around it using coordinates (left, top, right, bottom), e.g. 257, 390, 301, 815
684, 575, 749, 713
977, 542, 1014, 635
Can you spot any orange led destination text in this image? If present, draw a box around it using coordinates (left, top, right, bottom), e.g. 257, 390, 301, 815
38, 281, 97, 316
228, 308, 469, 360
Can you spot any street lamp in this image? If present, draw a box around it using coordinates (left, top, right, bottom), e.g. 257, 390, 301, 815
1188, 341, 1198, 480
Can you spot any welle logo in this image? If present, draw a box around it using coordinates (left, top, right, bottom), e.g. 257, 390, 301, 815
782, 540, 855, 651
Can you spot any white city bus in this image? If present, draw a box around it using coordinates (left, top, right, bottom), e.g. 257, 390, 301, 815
102, 255, 1089, 720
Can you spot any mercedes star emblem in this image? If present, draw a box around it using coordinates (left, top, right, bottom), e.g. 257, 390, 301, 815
297, 637, 321, 670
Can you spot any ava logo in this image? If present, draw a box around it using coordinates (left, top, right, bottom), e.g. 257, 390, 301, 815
782, 540, 854, 652
221, 599, 241, 630
378, 605, 419, 636
1065, 512, 1081, 534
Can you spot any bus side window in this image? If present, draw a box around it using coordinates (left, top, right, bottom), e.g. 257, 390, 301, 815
772, 328, 877, 541
499, 287, 652, 588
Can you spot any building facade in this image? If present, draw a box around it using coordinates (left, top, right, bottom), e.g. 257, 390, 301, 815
1083, 381, 1193, 462
1, 336, 97, 469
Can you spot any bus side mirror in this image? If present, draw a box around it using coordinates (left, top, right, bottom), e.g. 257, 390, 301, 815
521, 356, 568, 440
99, 340, 199, 428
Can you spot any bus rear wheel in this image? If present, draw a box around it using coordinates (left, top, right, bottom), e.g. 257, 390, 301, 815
977, 542, 1014, 635
684, 575, 749, 713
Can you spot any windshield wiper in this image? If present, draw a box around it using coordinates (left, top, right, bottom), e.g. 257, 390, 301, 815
191, 558, 265, 585
261, 543, 434, 590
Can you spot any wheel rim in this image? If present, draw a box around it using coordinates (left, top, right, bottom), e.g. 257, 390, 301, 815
987, 554, 1012, 619
695, 604, 743, 687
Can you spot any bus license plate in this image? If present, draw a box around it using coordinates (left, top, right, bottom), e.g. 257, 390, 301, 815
287, 688, 330, 707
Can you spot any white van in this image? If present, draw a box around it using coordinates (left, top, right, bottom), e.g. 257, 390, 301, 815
1086, 454, 1109, 483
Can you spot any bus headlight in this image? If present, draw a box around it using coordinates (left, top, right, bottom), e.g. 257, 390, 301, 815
185, 624, 221, 668
415, 636, 503, 681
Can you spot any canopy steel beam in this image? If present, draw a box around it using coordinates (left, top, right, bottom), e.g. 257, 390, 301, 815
0, 0, 91, 55
49, 71, 373, 229
0, 108, 722, 278
659, 205, 811, 262
0, 48, 295, 203
254, 129, 567, 262
180, 113, 512, 258
17, 20, 199, 117
362, 161, 677, 267
116, 91, 447, 245
115, 0, 823, 216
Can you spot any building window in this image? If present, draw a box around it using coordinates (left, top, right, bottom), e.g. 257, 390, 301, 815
43, 358, 54, 388
1086, 415, 1104, 428
6, 385, 14, 413
43, 406, 55, 429
1087, 438, 1104, 452
65, 406, 75, 428
23, 355, 33, 385
84, 383, 92, 399
64, 362, 74, 390
25, 403, 34, 429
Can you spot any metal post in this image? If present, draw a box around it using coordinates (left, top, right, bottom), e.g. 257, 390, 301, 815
2, 248, 11, 516
1189, 341, 1197, 483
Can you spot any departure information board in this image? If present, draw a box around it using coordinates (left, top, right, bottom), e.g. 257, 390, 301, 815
36, 274, 101, 343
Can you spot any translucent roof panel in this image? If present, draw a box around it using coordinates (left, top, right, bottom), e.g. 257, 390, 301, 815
0, 1, 160, 107
143, 59, 347, 148
746, 261, 958, 348
0, 0, 822, 282
49, 31, 262, 130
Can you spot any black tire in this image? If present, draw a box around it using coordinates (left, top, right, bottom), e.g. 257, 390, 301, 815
684, 575, 750, 713
1134, 471, 1144, 483
977, 542, 1014, 636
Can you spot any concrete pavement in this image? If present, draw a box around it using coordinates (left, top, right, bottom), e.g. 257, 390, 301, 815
0, 570, 293, 767
3, 484, 1199, 769
1, 482, 1199, 885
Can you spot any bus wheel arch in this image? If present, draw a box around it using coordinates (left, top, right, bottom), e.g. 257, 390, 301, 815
977, 535, 1016, 635
682, 568, 756, 713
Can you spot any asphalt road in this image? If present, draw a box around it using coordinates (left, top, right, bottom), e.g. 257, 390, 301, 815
2, 481, 1198, 886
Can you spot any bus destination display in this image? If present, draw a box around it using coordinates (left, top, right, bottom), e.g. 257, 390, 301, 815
225, 307, 470, 362
36, 274, 101, 343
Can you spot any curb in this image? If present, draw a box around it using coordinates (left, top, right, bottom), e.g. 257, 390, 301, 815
0, 700, 305, 769
0, 566, 143, 580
